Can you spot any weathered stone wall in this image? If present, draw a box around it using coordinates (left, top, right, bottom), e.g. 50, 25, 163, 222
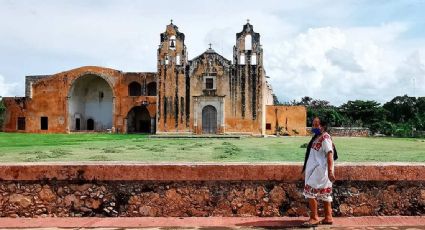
0, 180, 424, 218
188, 48, 266, 135
157, 22, 267, 135
25, 75, 51, 98
266, 105, 307, 136
329, 127, 370, 137
2, 66, 157, 134
0, 163, 423, 218
156, 23, 189, 133
230, 22, 265, 134
306, 127, 370, 137
189, 49, 231, 134
120, 72, 157, 133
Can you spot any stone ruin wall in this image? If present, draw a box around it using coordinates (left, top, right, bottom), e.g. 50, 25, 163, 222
0, 164, 423, 218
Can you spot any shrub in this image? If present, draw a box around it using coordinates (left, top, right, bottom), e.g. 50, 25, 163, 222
370, 121, 395, 136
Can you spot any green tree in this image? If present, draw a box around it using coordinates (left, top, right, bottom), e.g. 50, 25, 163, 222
383, 95, 417, 123
307, 107, 348, 127
296, 96, 313, 106
294, 96, 348, 126
409, 97, 425, 131
416, 97, 425, 115
339, 100, 388, 126
369, 121, 395, 136
277, 95, 425, 136
272, 94, 281, 105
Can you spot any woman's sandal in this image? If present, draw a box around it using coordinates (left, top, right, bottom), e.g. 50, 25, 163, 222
319, 219, 334, 225
301, 220, 320, 227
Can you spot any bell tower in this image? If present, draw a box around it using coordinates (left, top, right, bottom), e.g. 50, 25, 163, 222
157, 20, 189, 132
233, 20, 264, 121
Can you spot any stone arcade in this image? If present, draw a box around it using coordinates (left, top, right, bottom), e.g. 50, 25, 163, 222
2, 21, 306, 135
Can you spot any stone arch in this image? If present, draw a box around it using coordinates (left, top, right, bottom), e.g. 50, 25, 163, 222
87, 118, 94, 130
126, 106, 154, 133
68, 74, 114, 131
68, 71, 115, 95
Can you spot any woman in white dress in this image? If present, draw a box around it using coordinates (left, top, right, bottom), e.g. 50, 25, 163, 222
302, 117, 337, 226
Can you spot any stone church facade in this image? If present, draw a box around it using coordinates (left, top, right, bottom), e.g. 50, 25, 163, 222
2, 22, 306, 135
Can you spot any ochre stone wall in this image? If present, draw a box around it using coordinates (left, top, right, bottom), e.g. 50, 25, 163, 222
265, 106, 307, 136
156, 23, 189, 133
3, 66, 156, 133
188, 50, 264, 135
0, 164, 423, 217
156, 22, 268, 135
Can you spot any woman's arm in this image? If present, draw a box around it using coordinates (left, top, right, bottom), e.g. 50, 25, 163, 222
327, 151, 335, 182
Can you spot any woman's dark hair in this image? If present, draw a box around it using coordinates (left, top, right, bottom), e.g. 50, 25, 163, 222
313, 116, 329, 132
319, 118, 329, 132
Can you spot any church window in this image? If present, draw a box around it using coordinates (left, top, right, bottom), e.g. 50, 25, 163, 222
239, 53, 245, 65
251, 53, 257, 65
169, 35, 176, 50
176, 55, 181, 65
245, 34, 252, 50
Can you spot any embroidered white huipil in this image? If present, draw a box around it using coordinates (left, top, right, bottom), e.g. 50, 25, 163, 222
303, 132, 334, 200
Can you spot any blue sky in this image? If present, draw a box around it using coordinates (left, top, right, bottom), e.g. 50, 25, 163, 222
0, 0, 424, 105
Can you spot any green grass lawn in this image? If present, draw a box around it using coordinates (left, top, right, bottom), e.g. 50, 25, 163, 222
0, 132, 424, 163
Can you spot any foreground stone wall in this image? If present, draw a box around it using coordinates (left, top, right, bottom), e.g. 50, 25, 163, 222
0, 163, 423, 218
0, 180, 424, 218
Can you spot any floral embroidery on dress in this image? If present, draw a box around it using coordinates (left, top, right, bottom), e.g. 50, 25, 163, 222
312, 133, 331, 151
304, 184, 332, 196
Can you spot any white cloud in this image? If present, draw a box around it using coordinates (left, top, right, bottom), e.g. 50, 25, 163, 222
0, 74, 19, 97
266, 23, 425, 105
326, 48, 363, 73
395, 51, 425, 97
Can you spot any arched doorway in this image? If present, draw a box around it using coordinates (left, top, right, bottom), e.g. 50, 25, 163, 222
87, 118, 94, 130
75, 118, 81, 130
127, 106, 152, 133
202, 105, 217, 134
68, 74, 113, 131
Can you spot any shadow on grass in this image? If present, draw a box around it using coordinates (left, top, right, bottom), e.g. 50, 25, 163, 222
88, 155, 110, 161
20, 148, 73, 162
213, 142, 242, 159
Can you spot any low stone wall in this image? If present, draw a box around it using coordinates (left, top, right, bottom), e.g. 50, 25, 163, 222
330, 127, 370, 137
306, 127, 370, 137
0, 163, 424, 218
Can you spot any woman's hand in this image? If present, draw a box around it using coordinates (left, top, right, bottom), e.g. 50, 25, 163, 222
326, 150, 335, 182
328, 169, 336, 182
